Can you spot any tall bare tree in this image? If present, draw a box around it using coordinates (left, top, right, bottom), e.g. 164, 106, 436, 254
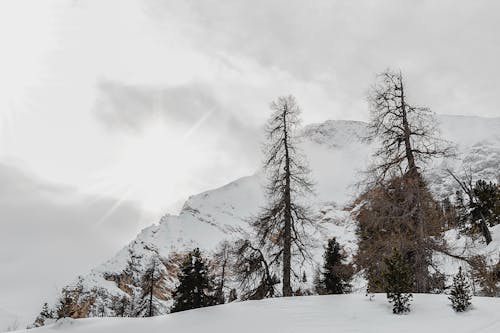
358, 69, 453, 293
366, 69, 453, 183
251, 95, 315, 297
231, 239, 278, 300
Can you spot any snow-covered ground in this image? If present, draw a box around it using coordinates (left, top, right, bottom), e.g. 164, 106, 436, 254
0, 308, 20, 332
18, 294, 500, 333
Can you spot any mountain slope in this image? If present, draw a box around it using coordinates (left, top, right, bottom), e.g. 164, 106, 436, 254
40, 115, 500, 319
22, 294, 500, 333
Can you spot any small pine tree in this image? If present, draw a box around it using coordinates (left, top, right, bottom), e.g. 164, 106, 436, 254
319, 238, 353, 294
170, 248, 216, 313
449, 267, 472, 312
32, 302, 54, 327
384, 250, 413, 314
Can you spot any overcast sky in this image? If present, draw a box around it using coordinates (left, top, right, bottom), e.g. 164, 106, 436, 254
1, 0, 500, 324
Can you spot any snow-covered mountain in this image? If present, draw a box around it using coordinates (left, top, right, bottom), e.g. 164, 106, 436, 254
39, 115, 500, 320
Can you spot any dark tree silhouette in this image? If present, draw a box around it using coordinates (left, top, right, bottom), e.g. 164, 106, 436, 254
447, 170, 494, 244
231, 239, 278, 300
384, 250, 413, 314
449, 267, 472, 312
317, 238, 353, 294
170, 248, 216, 313
251, 95, 315, 297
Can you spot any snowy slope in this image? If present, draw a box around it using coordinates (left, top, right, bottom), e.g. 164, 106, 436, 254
39, 115, 500, 320
21, 294, 500, 333
0, 308, 20, 332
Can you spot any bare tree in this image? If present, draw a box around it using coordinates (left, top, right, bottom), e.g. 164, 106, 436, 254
365, 69, 453, 183
212, 241, 232, 304
251, 95, 315, 296
137, 256, 165, 317
357, 70, 453, 293
231, 239, 278, 300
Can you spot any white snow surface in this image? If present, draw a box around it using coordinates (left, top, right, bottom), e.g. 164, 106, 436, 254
0, 308, 20, 332
19, 294, 500, 333
43, 115, 500, 319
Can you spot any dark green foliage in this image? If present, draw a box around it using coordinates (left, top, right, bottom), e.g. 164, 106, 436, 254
384, 250, 413, 314
170, 248, 217, 313
317, 238, 353, 294
449, 267, 472, 312
472, 180, 500, 227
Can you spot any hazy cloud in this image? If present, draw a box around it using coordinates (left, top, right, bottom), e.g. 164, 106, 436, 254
0, 162, 151, 324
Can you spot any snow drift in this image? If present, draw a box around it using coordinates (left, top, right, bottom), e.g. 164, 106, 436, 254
21, 294, 500, 333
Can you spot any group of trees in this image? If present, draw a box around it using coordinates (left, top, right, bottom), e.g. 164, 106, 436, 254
34, 69, 497, 325
352, 69, 497, 313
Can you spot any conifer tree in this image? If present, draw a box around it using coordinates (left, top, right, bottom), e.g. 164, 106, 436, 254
449, 267, 472, 312
318, 238, 353, 294
171, 248, 216, 313
251, 95, 315, 297
32, 302, 54, 327
384, 250, 413, 314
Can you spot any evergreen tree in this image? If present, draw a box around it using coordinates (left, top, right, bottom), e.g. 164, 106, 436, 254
171, 248, 216, 313
318, 238, 353, 294
384, 250, 413, 314
136, 256, 166, 317
449, 267, 472, 312
32, 302, 54, 327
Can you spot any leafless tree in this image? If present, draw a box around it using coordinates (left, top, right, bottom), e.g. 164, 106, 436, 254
357, 70, 454, 293
212, 241, 232, 304
231, 239, 278, 300
365, 69, 454, 184
137, 256, 165, 317
251, 95, 316, 296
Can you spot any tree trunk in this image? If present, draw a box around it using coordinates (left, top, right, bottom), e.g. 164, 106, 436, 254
399, 75, 417, 174
400, 77, 427, 292
479, 213, 492, 245
282, 105, 293, 297
148, 261, 155, 317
